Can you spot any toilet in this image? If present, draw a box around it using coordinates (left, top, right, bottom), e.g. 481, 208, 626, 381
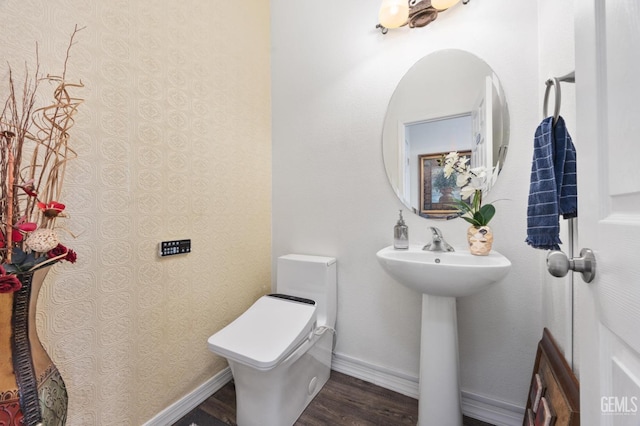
207, 254, 337, 426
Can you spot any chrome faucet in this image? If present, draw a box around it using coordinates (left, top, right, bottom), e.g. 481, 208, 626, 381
423, 227, 455, 252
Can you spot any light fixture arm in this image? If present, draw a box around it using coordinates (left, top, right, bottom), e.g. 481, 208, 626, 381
376, 24, 389, 35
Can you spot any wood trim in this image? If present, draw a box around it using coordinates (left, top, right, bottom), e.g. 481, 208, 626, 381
523, 328, 580, 426
539, 329, 580, 411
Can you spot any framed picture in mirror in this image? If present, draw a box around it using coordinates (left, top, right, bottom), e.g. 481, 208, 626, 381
418, 150, 470, 219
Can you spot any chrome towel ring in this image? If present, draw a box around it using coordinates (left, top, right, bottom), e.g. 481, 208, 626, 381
543, 71, 575, 125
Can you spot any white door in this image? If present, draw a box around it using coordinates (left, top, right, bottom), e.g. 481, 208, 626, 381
575, 0, 640, 424
470, 77, 493, 183
403, 137, 411, 206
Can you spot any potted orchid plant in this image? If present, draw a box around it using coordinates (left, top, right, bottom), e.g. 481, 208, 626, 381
442, 151, 498, 255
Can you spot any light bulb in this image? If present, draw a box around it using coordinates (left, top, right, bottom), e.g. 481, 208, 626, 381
430, 0, 461, 10
378, 0, 409, 29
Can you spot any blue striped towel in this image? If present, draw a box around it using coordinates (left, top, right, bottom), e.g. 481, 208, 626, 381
525, 116, 577, 250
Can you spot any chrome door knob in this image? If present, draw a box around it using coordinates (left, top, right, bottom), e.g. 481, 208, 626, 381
547, 248, 596, 283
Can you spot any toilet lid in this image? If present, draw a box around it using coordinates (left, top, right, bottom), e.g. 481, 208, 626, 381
207, 295, 317, 370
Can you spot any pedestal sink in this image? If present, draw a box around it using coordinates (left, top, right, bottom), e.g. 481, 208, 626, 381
376, 245, 511, 426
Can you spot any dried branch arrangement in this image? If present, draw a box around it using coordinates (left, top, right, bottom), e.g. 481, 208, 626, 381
0, 25, 84, 289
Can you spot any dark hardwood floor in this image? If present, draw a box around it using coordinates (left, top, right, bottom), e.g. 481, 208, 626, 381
173, 370, 495, 426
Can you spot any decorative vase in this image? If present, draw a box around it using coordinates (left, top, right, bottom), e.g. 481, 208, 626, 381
438, 187, 455, 203
0, 266, 68, 425
467, 225, 493, 256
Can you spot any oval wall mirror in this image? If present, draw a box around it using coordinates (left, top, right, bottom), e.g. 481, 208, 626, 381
382, 49, 510, 219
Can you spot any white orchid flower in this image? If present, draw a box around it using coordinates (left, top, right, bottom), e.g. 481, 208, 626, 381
462, 167, 488, 190
443, 152, 471, 178
469, 166, 487, 177
490, 162, 500, 187
460, 185, 476, 200
443, 162, 455, 178
456, 172, 470, 187
470, 177, 486, 192
445, 151, 459, 162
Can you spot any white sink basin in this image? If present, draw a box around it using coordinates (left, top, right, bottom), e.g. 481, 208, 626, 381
376, 245, 511, 297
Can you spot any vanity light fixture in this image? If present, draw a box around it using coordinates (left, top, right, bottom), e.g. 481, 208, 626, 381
378, 0, 410, 31
377, 0, 471, 34
431, 0, 463, 10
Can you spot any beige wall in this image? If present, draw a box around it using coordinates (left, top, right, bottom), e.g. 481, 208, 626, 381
1, 1, 271, 424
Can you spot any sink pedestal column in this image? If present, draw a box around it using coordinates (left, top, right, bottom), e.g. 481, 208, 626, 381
418, 294, 463, 426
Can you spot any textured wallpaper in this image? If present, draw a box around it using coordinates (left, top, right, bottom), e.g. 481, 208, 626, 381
1, 1, 271, 424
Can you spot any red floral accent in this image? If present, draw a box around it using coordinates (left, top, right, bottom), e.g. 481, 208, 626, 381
65, 249, 78, 263
47, 244, 78, 264
15, 222, 37, 232
37, 201, 66, 218
8, 219, 38, 243
0, 229, 27, 245
12, 228, 24, 243
0, 265, 21, 293
17, 179, 38, 197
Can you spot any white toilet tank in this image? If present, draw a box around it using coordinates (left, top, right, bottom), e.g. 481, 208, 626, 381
276, 254, 337, 329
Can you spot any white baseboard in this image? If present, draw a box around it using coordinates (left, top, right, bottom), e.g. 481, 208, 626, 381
461, 389, 525, 426
331, 352, 524, 426
331, 352, 420, 398
143, 354, 525, 426
142, 367, 233, 426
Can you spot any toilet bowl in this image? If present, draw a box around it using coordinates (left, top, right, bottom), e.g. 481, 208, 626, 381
208, 254, 337, 426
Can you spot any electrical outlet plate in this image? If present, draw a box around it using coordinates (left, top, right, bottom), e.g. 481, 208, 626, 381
159, 239, 191, 257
